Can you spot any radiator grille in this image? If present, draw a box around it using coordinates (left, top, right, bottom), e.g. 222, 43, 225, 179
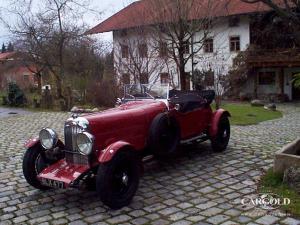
64, 122, 80, 152
64, 121, 89, 165
65, 152, 89, 165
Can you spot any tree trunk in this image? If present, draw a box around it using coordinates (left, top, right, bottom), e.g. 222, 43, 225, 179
178, 48, 186, 90
37, 73, 42, 94
179, 66, 186, 90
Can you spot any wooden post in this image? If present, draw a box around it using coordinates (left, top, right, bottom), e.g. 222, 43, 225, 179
279, 68, 284, 95
254, 70, 258, 99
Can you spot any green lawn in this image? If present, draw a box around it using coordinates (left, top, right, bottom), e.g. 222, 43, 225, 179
218, 103, 283, 126
259, 169, 300, 217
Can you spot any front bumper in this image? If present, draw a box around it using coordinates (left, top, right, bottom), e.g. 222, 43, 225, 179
38, 159, 90, 188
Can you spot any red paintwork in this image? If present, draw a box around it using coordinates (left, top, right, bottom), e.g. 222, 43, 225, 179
170, 106, 213, 140
209, 109, 231, 137
24, 137, 39, 148
85, 100, 167, 153
38, 159, 89, 187
98, 140, 132, 163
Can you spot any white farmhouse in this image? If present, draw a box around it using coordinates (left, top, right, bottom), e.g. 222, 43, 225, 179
88, 0, 300, 101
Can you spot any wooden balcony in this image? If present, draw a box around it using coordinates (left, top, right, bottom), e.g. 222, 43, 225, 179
245, 48, 300, 68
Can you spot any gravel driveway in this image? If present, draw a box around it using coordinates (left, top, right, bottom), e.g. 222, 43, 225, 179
0, 103, 300, 225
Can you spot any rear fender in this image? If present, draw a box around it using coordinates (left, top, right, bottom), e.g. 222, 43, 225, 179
209, 109, 231, 137
98, 141, 134, 163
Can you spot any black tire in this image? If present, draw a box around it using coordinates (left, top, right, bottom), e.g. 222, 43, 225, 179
22, 147, 49, 190
148, 113, 180, 157
211, 115, 230, 152
96, 150, 141, 209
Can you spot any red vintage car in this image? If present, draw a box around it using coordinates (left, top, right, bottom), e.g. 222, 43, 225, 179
22, 84, 230, 209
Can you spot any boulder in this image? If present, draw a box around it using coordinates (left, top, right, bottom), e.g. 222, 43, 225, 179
264, 103, 277, 111
70, 106, 79, 113
251, 99, 264, 107
283, 167, 300, 193
92, 108, 99, 112
85, 109, 94, 113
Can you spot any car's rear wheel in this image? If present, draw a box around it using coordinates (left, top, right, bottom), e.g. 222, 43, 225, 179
148, 113, 180, 157
211, 115, 230, 152
96, 150, 141, 209
23, 146, 50, 190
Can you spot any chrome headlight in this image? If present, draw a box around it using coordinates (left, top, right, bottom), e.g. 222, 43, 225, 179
39, 128, 58, 149
76, 132, 94, 155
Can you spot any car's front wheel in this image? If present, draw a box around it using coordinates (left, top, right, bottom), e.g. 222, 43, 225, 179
96, 150, 141, 209
23, 146, 50, 190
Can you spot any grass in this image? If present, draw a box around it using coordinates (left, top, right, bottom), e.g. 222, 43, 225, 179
259, 169, 300, 217
218, 102, 283, 126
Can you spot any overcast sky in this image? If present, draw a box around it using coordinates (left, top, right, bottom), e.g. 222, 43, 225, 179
0, 0, 135, 45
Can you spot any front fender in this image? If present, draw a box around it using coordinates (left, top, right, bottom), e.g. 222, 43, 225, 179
98, 141, 134, 163
24, 137, 40, 148
24, 137, 65, 149
209, 109, 231, 137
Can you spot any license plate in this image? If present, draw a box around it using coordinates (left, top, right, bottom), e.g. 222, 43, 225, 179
41, 178, 65, 189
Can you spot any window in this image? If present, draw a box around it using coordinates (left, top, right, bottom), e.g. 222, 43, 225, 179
121, 45, 129, 58
229, 17, 240, 27
202, 19, 212, 30
140, 73, 149, 84
23, 74, 30, 82
122, 73, 130, 84
160, 73, 169, 85
230, 36, 240, 52
204, 38, 214, 53
258, 71, 276, 85
138, 43, 148, 58
159, 42, 168, 57
120, 30, 128, 37
183, 41, 190, 54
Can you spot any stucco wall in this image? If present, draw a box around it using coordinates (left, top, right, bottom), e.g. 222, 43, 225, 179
113, 15, 251, 89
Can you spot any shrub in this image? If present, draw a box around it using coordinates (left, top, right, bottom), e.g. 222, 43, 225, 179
86, 77, 118, 107
7, 82, 26, 106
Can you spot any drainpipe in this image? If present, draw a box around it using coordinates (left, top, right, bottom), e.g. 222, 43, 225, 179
191, 34, 194, 90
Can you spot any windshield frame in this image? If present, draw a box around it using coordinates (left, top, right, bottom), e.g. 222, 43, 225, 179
123, 84, 170, 101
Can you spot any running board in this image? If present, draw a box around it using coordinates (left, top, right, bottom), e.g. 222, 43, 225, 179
180, 133, 208, 145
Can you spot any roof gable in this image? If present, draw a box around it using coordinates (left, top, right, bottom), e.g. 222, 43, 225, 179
87, 0, 272, 34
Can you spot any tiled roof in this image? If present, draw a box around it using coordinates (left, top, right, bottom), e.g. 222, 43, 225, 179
87, 0, 272, 34
0, 52, 16, 61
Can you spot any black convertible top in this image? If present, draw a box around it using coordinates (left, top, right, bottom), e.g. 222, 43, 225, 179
169, 90, 215, 105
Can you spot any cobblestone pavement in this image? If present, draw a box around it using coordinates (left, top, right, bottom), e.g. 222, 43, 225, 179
0, 103, 300, 225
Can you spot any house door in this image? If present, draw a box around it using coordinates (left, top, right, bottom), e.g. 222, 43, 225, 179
292, 73, 300, 100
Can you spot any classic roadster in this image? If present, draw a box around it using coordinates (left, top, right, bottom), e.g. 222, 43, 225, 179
22, 84, 230, 209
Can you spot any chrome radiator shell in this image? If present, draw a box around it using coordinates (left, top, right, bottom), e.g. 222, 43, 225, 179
63, 117, 90, 165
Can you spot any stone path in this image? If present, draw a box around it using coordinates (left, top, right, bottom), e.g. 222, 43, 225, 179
0, 103, 300, 225
0, 107, 31, 119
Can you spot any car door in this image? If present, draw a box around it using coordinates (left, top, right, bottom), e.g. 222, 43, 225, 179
174, 106, 212, 140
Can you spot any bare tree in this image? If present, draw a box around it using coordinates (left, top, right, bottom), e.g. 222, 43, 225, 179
241, 0, 300, 45
146, 0, 226, 90
0, 0, 102, 109
114, 28, 165, 86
